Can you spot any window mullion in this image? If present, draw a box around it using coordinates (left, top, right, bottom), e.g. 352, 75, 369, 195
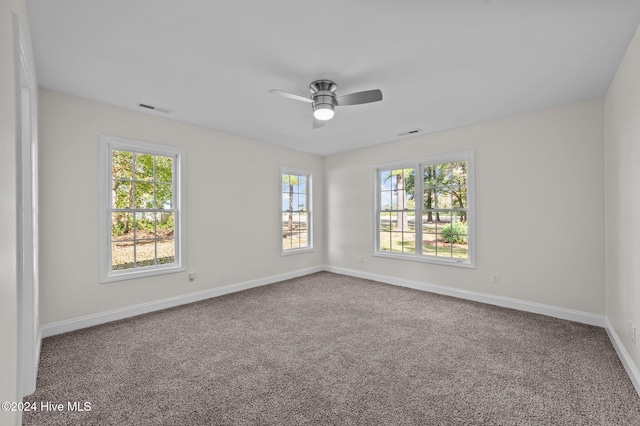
416, 163, 423, 256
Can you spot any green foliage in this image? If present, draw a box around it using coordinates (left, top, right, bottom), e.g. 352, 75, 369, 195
112, 150, 173, 209
440, 221, 468, 244
111, 214, 132, 236
111, 213, 174, 237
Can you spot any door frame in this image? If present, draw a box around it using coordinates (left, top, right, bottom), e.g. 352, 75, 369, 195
14, 13, 39, 397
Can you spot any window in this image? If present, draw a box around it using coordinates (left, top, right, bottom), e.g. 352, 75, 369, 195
375, 151, 474, 267
100, 135, 185, 282
281, 169, 312, 253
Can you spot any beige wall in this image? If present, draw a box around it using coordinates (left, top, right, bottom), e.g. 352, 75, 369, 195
325, 99, 605, 314
38, 89, 324, 325
605, 26, 640, 376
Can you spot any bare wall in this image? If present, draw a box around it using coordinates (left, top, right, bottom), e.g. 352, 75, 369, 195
605, 25, 640, 378
324, 99, 605, 315
38, 89, 324, 326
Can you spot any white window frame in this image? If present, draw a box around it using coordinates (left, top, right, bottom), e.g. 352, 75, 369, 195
100, 134, 186, 283
373, 150, 475, 268
281, 167, 313, 255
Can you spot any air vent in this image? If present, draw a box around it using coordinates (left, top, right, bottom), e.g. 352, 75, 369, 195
398, 129, 422, 136
138, 103, 174, 114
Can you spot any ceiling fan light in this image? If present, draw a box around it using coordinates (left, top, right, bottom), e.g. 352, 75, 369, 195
313, 104, 335, 121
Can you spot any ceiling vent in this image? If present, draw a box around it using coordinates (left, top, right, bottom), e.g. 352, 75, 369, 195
398, 129, 422, 136
138, 103, 173, 114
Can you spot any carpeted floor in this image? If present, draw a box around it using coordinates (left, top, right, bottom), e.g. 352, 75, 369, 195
23, 272, 640, 425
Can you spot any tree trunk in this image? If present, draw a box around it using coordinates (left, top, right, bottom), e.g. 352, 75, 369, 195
288, 183, 294, 232
396, 172, 409, 232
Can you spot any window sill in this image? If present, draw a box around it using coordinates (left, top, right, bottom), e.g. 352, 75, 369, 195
101, 264, 186, 284
281, 247, 314, 256
372, 251, 475, 269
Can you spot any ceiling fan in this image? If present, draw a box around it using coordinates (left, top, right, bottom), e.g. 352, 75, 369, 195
269, 80, 383, 128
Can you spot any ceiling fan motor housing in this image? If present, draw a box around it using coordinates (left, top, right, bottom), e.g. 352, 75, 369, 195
310, 80, 337, 118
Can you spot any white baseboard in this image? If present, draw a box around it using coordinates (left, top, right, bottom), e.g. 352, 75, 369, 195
604, 318, 640, 397
41, 266, 323, 338
325, 266, 606, 327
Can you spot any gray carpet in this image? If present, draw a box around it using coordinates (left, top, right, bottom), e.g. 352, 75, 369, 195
23, 272, 640, 425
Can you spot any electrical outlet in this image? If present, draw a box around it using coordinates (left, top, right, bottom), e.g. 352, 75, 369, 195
358, 255, 364, 264
491, 273, 500, 284
630, 321, 637, 346
188, 272, 196, 282
275, 258, 280, 267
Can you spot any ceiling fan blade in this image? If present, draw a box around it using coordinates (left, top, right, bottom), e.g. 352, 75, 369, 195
337, 89, 383, 106
268, 89, 314, 104
312, 118, 325, 129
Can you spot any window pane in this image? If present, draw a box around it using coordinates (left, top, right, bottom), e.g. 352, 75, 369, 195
135, 241, 156, 267
422, 209, 436, 256
452, 211, 468, 225
379, 232, 391, 251
424, 186, 435, 210
436, 239, 452, 258
402, 232, 416, 253
437, 163, 452, 182
389, 173, 397, 189
451, 185, 467, 209
397, 188, 408, 210
157, 237, 175, 265
298, 194, 307, 211
111, 212, 133, 241
298, 221, 308, 248
380, 170, 392, 190
380, 211, 392, 229
423, 209, 436, 225
135, 181, 154, 208
422, 233, 437, 257
113, 180, 132, 209
156, 212, 174, 239
156, 183, 173, 209
134, 212, 155, 241
155, 156, 173, 183
112, 241, 134, 270
283, 234, 292, 249
379, 211, 392, 252
134, 153, 154, 181
453, 242, 469, 259
436, 212, 452, 228
381, 190, 392, 210
134, 212, 156, 267
436, 189, 452, 209
390, 232, 403, 253
422, 219, 436, 235
423, 165, 436, 188
112, 150, 133, 179
282, 209, 293, 249
299, 211, 308, 231
390, 190, 398, 210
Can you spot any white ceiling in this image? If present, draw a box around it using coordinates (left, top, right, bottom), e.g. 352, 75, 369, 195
26, 0, 640, 156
